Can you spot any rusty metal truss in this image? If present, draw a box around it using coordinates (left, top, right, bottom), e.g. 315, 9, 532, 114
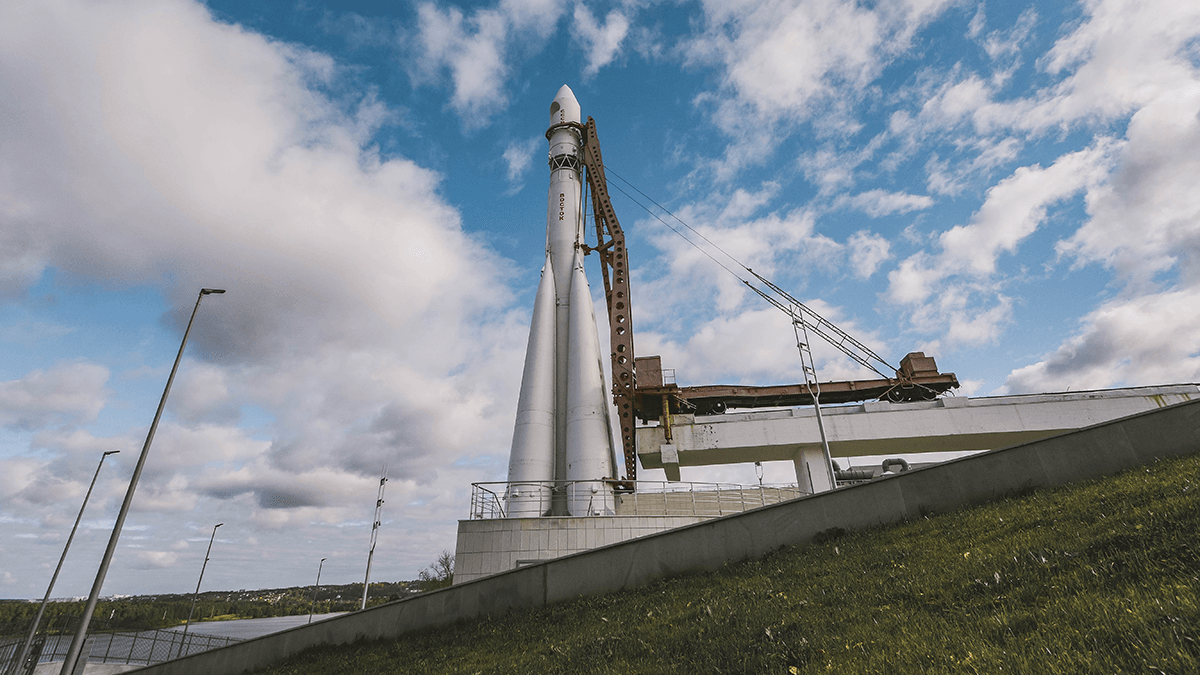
577, 117, 638, 482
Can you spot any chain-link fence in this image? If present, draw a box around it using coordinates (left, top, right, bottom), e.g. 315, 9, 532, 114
1, 623, 241, 674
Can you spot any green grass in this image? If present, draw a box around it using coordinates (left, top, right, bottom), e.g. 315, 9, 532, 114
257, 453, 1200, 674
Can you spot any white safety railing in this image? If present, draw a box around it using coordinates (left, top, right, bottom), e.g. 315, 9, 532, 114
468, 481, 805, 520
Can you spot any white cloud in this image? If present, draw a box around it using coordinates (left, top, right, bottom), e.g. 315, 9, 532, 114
0, 0, 525, 591
966, 3, 985, 40
928, 0, 1200, 135
885, 141, 1117, 346
169, 363, 240, 425
410, 0, 567, 124
0, 320, 74, 346
136, 550, 181, 568
979, 7, 1036, 62
1007, 73, 1200, 393
1006, 288, 1200, 392
696, 0, 952, 119
30, 428, 128, 455
502, 136, 540, 188
1057, 85, 1200, 287
637, 200, 838, 316
571, 4, 629, 77
1026, 0, 1200, 126
941, 143, 1117, 275
847, 230, 892, 279
639, 301, 887, 388
0, 457, 47, 501
687, 0, 956, 178
796, 133, 889, 195
923, 137, 1022, 197
890, 142, 1117, 304
0, 363, 110, 430
942, 293, 1012, 345
877, 0, 1198, 214
844, 189, 934, 218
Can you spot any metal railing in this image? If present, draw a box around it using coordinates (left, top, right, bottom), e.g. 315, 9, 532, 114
469, 480, 805, 520
1, 627, 241, 673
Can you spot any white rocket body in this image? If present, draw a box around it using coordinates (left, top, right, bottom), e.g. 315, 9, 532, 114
506, 85, 616, 517
504, 253, 556, 517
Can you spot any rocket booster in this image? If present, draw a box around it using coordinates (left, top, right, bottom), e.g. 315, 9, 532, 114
506, 85, 617, 517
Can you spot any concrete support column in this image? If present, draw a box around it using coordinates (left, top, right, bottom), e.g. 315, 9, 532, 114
793, 447, 835, 494
660, 444, 681, 482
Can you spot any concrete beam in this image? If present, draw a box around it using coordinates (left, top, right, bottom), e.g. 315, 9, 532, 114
637, 385, 1198, 480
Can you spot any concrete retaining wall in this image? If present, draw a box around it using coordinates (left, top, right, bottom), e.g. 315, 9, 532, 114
130, 398, 1200, 674
455, 515, 709, 583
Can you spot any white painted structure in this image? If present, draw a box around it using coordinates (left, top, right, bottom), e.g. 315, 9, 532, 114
506, 85, 617, 517
637, 385, 1199, 488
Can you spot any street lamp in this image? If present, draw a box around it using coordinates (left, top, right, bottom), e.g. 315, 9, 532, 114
60, 288, 226, 675
361, 467, 388, 610
175, 523, 223, 659
308, 558, 326, 624
12, 451, 119, 673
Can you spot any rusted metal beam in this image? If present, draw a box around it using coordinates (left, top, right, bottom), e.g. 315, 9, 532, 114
634, 353, 959, 420
580, 117, 638, 481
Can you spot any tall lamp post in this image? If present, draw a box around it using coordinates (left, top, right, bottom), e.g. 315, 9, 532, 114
60, 288, 226, 675
12, 450, 119, 674
308, 558, 326, 624
361, 466, 387, 610
175, 523, 222, 659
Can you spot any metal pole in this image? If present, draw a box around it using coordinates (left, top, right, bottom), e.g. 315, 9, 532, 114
11, 451, 119, 674
792, 306, 837, 491
360, 467, 387, 610
59, 288, 225, 675
175, 523, 222, 659
308, 558, 326, 624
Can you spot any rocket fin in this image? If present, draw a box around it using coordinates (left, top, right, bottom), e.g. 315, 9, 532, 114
564, 249, 617, 516
505, 254, 557, 517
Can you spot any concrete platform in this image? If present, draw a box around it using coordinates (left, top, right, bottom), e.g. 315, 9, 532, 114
455, 486, 804, 583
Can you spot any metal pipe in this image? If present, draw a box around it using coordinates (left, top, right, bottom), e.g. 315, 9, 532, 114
60, 288, 225, 675
11, 451, 119, 674
176, 523, 222, 659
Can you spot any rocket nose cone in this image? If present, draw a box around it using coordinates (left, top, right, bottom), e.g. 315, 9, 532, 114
550, 84, 581, 127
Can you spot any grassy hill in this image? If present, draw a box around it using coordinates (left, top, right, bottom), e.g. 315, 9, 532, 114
256, 452, 1200, 674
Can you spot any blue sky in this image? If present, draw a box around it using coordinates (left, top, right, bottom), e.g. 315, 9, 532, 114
2, 0, 1198, 599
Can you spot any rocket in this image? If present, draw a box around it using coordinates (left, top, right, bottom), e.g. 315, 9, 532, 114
506, 85, 618, 517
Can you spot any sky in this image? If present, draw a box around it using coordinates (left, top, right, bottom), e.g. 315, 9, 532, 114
1, 0, 1198, 599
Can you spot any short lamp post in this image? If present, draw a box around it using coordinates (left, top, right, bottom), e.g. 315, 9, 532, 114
308, 558, 326, 624
60, 288, 225, 675
175, 523, 223, 659
12, 450, 119, 673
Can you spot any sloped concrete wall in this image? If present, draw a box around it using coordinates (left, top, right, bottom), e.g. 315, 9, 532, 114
130, 398, 1200, 675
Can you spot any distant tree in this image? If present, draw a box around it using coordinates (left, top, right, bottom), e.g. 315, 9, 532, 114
417, 550, 454, 591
